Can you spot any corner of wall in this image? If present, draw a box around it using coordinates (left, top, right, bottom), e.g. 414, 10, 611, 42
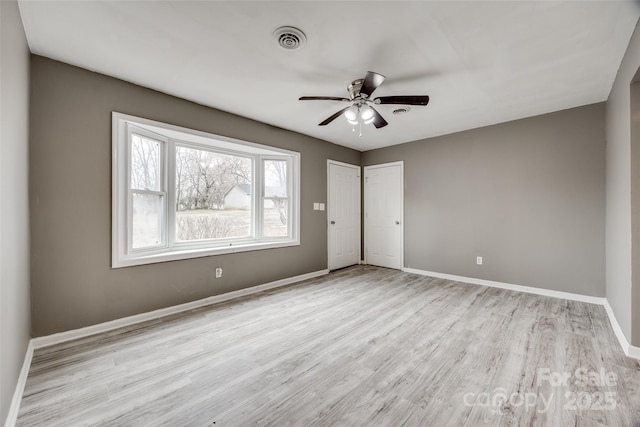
0, 0, 32, 424
605, 14, 640, 351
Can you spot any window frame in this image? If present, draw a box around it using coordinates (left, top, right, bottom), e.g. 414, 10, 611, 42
127, 125, 168, 252
261, 156, 293, 239
112, 112, 300, 268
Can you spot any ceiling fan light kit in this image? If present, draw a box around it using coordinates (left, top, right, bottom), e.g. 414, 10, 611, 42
344, 106, 358, 124
344, 105, 374, 125
299, 71, 429, 135
360, 106, 375, 122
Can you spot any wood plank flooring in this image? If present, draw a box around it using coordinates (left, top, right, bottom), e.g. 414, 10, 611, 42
16, 266, 640, 426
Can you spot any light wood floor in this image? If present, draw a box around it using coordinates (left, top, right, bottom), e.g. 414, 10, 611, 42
16, 266, 640, 426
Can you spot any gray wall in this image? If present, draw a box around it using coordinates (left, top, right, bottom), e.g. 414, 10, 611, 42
363, 103, 605, 297
632, 77, 640, 347
606, 18, 640, 346
0, 1, 31, 423
29, 56, 360, 337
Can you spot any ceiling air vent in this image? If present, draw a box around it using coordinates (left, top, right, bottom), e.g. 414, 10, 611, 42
274, 26, 307, 50
393, 107, 411, 115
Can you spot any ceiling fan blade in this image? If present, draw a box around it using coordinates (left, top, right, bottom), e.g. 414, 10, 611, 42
299, 96, 350, 102
360, 71, 386, 98
374, 95, 430, 106
370, 107, 388, 129
319, 107, 350, 126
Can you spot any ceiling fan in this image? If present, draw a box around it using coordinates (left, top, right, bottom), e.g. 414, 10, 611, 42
299, 71, 429, 131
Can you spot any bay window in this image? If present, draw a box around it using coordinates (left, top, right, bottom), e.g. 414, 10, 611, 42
112, 112, 300, 268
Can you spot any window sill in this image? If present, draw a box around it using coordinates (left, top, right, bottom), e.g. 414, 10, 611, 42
112, 240, 300, 268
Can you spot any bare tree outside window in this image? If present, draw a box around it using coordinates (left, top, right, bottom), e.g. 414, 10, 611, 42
114, 115, 299, 267
130, 134, 163, 248
131, 134, 161, 191
175, 146, 252, 241
264, 159, 289, 237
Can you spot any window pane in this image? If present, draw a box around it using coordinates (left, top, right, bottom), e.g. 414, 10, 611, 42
175, 146, 252, 241
176, 210, 251, 241
132, 193, 163, 248
264, 199, 288, 237
131, 134, 161, 191
264, 159, 287, 197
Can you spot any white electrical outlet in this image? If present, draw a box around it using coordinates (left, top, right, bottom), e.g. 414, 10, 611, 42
215, 267, 223, 278
476, 256, 483, 265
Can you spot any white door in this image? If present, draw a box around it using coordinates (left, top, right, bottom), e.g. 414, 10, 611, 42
328, 161, 361, 270
365, 162, 403, 269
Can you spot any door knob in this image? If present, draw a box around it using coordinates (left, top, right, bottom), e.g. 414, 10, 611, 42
330, 221, 336, 225
395, 221, 400, 225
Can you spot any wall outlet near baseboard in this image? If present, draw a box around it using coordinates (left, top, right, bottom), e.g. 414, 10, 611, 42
215, 267, 223, 278
476, 256, 483, 265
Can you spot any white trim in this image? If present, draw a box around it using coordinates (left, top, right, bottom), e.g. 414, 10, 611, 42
5, 269, 328, 426
7, 267, 640, 425
327, 160, 361, 271
111, 240, 300, 268
113, 112, 298, 156
111, 112, 301, 268
31, 269, 328, 349
6, 269, 328, 426
403, 267, 605, 304
403, 267, 640, 360
327, 159, 361, 169
629, 345, 640, 360
4, 341, 34, 427
603, 299, 631, 355
603, 299, 640, 360
365, 160, 405, 169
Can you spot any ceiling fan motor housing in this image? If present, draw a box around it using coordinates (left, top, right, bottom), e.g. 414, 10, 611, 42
348, 79, 364, 100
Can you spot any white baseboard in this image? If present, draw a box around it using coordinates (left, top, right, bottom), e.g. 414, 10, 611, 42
402, 267, 606, 305
7, 266, 639, 426
4, 269, 327, 427
603, 299, 640, 360
403, 267, 640, 361
603, 299, 631, 355
31, 269, 328, 350
4, 341, 34, 427
629, 344, 640, 359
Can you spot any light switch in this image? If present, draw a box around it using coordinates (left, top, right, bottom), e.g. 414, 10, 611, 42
319, 203, 325, 211
313, 202, 320, 210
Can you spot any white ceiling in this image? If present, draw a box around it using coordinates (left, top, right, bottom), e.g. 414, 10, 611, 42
17, 1, 640, 151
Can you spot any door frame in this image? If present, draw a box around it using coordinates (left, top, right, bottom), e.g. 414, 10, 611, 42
364, 161, 404, 269
327, 159, 361, 270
